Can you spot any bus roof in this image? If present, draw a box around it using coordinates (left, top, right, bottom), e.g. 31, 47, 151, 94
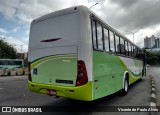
31, 5, 88, 24
31, 5, 141, 50
0, 59, 23, 61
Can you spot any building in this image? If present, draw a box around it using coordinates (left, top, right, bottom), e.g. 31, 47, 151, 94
144, 35, 157, 48
144, 35, 160, 52
144, 36, 150, 48
155, 38, 160, 48
150, 35, 156, 48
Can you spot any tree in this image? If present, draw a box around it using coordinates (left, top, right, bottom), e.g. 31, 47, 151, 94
0, 39, 18, 59
145, 50, 160, 65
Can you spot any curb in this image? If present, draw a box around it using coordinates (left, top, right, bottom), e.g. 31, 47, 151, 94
150, 76, 156, 106
149, 75, 157, 115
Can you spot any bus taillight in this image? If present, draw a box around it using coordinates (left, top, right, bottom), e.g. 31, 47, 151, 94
28, 62, 32, 81
76, 60, 88, 86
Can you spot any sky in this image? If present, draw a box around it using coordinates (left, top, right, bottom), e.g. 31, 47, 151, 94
0, 0, 160, 52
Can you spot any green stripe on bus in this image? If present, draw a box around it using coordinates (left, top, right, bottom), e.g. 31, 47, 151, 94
31, 53, 77, 63
31, 54, 77, 70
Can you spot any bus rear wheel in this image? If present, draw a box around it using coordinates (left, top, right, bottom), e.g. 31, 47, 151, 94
121, 78, 128, 96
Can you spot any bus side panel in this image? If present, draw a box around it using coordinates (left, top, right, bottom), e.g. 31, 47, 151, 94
92, 51, 124, 100
119, 57, 143, 84
92, 52, 143, 100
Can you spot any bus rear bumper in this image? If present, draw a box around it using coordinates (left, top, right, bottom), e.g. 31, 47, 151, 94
28, 81, 92, 101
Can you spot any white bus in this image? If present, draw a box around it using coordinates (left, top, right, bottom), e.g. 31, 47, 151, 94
28, 6, 146, 101
0, 59, 24, 76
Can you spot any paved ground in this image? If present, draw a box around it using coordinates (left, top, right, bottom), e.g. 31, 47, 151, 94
0, 68, 156, 115
148, 66, 160, 106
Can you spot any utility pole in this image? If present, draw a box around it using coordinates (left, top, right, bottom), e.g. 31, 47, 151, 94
126, 28, 142, 43
21, 45, 23, 59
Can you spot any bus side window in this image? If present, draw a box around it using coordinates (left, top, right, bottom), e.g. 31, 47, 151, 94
138, 50, 142, 59
104, 28, 109, 52
130, 44, 133, 57
115, 35, 120, 54
120, 37, 125, 55
140, 50, 143, 60
134, 47, 137, 58
136, 48, 139, 58
96, 22, 103, 51
132, 45, 134, 58
109, 31, 115, 53
125, 41, 128, 56
92, 20, 97, 49
133, 46, 135, 58
128, 42, 131, 57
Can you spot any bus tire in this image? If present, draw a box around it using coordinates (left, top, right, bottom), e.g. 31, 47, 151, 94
121, 78, 129, 96
8, 72, 10, 76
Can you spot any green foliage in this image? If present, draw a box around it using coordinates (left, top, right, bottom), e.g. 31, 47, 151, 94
0, 39, 18, 59
145, 50, 160, 65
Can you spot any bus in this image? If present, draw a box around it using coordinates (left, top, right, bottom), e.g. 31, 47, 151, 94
28, 5, 146, 101
0, 59, 24, 76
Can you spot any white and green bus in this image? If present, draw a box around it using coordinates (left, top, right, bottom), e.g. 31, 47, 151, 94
28, 6, 146, 101
0, 59, 24, 75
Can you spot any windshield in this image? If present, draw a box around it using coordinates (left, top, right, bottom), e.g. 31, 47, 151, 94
0, 60, 22, 65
